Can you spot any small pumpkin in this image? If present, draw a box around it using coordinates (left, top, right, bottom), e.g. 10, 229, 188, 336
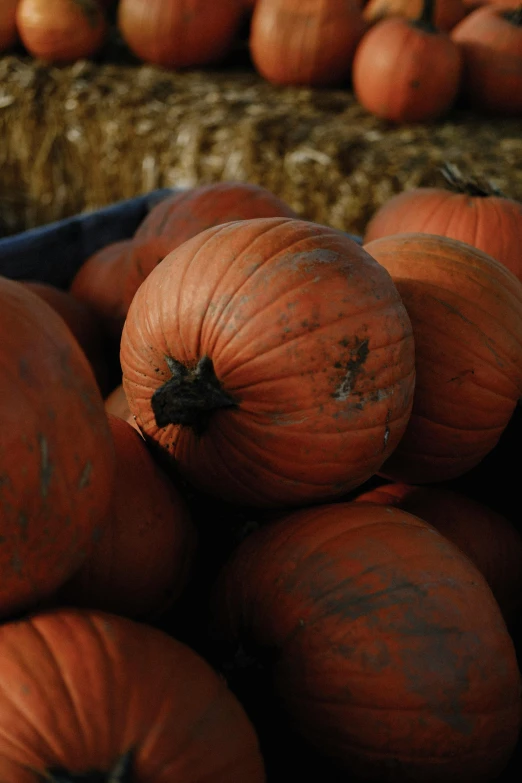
364, 163, 522, 281
0, 0, 19, 52
57, 416, 196, 620
212, 502, 521, 781
104, 383, 138, 429
118, 0, 244, 68
363, 0, 466, 32
121, 217, 415, 508
249, 0, 366, 86
353, 0, 463, 122
451, 3, 522, 116
0, 277, 115, 619
355, 483, 522, 624
22, 281, 113, 397
363, 233, 522, 483
16, 0, 107, 63
0, 609, 266, 782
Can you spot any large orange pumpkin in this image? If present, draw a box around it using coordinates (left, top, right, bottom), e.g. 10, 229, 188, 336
0, 277, 115, 618
212, 502, 521, 781
121, 217, 415, 507
363, 233, 522, 483
0, 0, 19, 51
355, 483, 522, 624
364, 165, 522, 281
249, 0, 366, 86
57, 416, 197, 619
0, 609, 266, 781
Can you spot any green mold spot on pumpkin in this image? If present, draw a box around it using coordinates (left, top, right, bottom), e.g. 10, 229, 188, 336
38, 434, 53, 498
333, 338, 370, 402
79, 461, 93, 489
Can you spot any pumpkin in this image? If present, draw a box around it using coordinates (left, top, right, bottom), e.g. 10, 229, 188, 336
363, 0, 466, 31
0, 277, 114, 619
120, 217, 415, 508
363, 233, 522, 483
117, 0, 244, 68
0, 609, 265, 781
249, 0, 366, 86
451, 4, 522, 116
104, 383, 139, 429
57, 416, 196, 620
70, 239, 133, 342
212, 502, 521, 781
364, 163, 522, 281
16, 0, 107, 63
0, 0, 19, 52
22, 281, 113, 397
353, 0, 463, 122
355, 483, 522, 624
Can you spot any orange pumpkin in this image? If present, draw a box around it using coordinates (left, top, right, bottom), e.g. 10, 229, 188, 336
104, 382, 139, 430
213, 502, 521, 780
117, 0, 244, 68
121, 217, 415, 508
363, 233, 522, 483
57, 416, 196, 620
363, 0, 466, 31
364, 164, 522, 281
249, 0, 366, 86
0, 0, 19, 51
0, 609, 265, 781
0, 277, 115, 618
353, 0, 463, 122
355, 483, 522, 624
16, 0, 107, 63
451, 4, 522, 115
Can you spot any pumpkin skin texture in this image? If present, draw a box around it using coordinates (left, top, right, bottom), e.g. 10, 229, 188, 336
57, 416, 196, 620
353, 0, 463, 123
120, 217, 415, 508
363, 233, 522, 483
355, 483, 522, 624
364, 180, 522, 282
212, 502, 521, 781
451, 5, 522, 116
16, 0, 107, 63
0, 609, 266, 782
249, 0, 366, 87
363, 0, 466, 32
117, 0, 243, 68
0, 0, 19, 52
0, 277, 115, 619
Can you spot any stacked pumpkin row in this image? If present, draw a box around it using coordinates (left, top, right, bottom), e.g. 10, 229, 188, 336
1, 179, 522, 781
2, 0, 521, 120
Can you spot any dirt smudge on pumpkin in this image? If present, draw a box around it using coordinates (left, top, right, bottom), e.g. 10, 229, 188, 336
38, 434, 53, 499
78, 461, 93, 489
333, 338, 369, 401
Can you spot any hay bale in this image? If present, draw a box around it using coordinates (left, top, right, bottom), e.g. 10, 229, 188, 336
1, 52, 521, 239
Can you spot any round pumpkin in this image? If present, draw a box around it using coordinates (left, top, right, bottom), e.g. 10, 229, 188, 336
121, 217, 415, 507
363, 0, 466, 31
355, 483, 522, 624
16, 0, 107, 63
57, 416, 196, 620
0, 608, 265, 781
451, 4, 522, 116
0, 0, 19, 52
364, 166, 522, 281
22, 281, 113, 397
104, 382, 139, 429
212, 501, 521, 781
353, 0, 463, 122
0, 277, 115, 618
118, 0, 244, 68
364, 233, 522, 483
249, 0, 366, 87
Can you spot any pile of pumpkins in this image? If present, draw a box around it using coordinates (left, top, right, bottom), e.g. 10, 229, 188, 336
1, 174, 522, 781
1, 0, 521, 120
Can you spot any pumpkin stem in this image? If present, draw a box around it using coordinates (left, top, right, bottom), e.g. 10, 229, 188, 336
440, 162, 505, 198
44, 749, 134, 782
152, 355, 238, 434
504, 6, 522, 25
413, 0, 438, 33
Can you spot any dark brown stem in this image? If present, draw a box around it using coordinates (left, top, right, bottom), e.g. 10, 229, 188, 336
152, 355, 238, 434
413, 0, 438, 33
440, 162, 505, 198
45, 749, 133, 783
504, 6, 522, 25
